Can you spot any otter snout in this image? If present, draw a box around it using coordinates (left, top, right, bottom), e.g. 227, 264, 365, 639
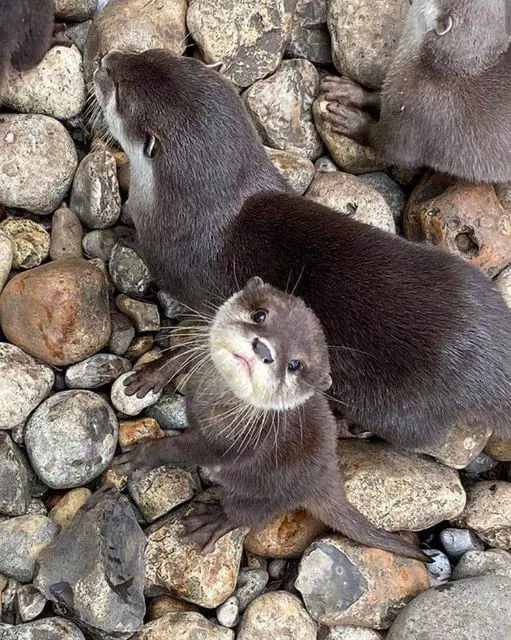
252, 338, 273, 364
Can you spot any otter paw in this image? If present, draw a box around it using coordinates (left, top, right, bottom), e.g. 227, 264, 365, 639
181, 502, 234, 554
320, 75, 370, 109
111, 442, 158, 477
123, 367, 167, 398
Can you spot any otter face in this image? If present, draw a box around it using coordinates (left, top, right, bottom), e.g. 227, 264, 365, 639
209, 277, 332, 411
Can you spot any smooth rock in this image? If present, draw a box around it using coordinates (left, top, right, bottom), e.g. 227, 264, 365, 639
16, 584, 47, 622
119, 417, 165, 448
306, 172, 395, 233
315, 155, 338, 173
439, 528, 484, 560
0, 219, 50, 270
244, 59, 324, 160
318, 627, 383, 640
65, 353, 131, 389
25, 390, 118, 489
0, 114, 77, 214
0, 343, 53, 429
55, 0, 95, 20
0, 433, 32, 516
286, 0, 331, 65
145, 392, 189, 431
452, 549, 511, 580
0, 233, 13, 293
295, 536, 429, 629
217, 596, 240, 628
50, 205, 83, 261
0, 618, 86, 640
82, 226, 135, 261
109, 312, 136, 356
485, 434, 511, 461
146, 595, 199, 621
464, 451, 500, 475
413, 423, 492, 469
115, 295, 160, 332
0, 258, 111, 366
132, 612, 234, 640
266, 147, 315, 194
359, 172, 406, 226
424, 549, 451, 586
125, 335, 155, 361
268, 558, 289, 580
109, 243, 151, 297
495, 265, 511, 309
233, 568, 269, 611
48, 488, 92, 528
111, 372, 162, 416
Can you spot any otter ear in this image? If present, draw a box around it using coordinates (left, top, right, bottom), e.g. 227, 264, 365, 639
245, 276, 264, 290
143, 133, 157, 158
434, 14, 453, 36
317, 373, 332, 391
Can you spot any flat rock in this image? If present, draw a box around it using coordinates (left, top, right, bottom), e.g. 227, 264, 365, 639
413, 423, 492, 469
25, 390, 118, 489
244, 59, 324, 160
48, 488, 92, 528
111, 372, 162, 416
495, 265, 511, 308
145, 392, 188, 430
0, 618, 86, 640
484, 434, 511, 461
0, 114, 77, 214
265, 147, 315, 194
286, 0, 331, 65
116, 295, 160, 332
0, 433, 32, 516
157, 291, 187, 320
109, 312, 136, 356
65, 354, 131, 389
237, 591, 316, 640
50, 205, 84, 261
452, 549, 511, 580
295, 536, 428, 629
306, 172, 396, 233
55, 0, 95, 20
0, 343, 53, 429
132, 612, 234, 640
0, 218, 50, 269
109, 243, 151, 297
386, 575, 511, 640
0, 233, 13, 292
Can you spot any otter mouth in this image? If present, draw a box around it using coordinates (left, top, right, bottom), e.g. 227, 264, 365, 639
233, 353, 253, 379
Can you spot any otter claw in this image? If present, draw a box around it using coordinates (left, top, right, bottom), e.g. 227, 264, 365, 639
123, 371, 165, 398
181, 502, 233, 554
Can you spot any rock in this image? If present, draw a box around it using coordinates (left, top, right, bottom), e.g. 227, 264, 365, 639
128, 465, 198, 523
0, 233, 13, 293
16, 584, 47, 622
65, 20, 92, 53
0, 258, 111, 366
3, 46, 85, 120
125, 335, 155, 361
157, 291, 187, 320
286, 0, 331, 65
495, 265, 511, 308
404, 176, 511, 278
146, 596, 199, 621
358, 172, 406, 226
116, 295, 160, 332
315, 156, 339, 173
109, 312, 136, 356
0, 515, 58, 582
413, 423, 491, 469
0, 618, 86, 640
319, 627, 383, 640
132, 612, 234, 640
386, 575, 511, 640
217, 596, 240, 628
0, 343, 54, 429
25, 390, 118, 489
55, 0, 95, 21
244, 509, 327, 558
188, 0, 295, 88
485, 434, 511, 461
0, 219, 50, 269
295, 536, 429, 629
265, 147, 315, 194
439, 528, 484, 560
82, 226, 136, 261
119, 417, 165, 448
0, 433, 32, 516
452, 549, 511, 580
48, 488, 92, 528
109, 243, 151, 297
0, 114, 77, 214
327, 0, 407, 90
339, 440, 466, 531
50, 205, 83, 261
145, 392, 189, 431
237, 591, 316, 640
306, 172, 395, 233
144, 495, 245, 608
244, 59, 324, 160
233, 568, 269, 611
454, 481, 511, 550
111, 372, 162, 416
268, 558, 289, 580
424, 549, 451, 586
35, 488, 146, 639
464, 451, 500, 475
70, 150, 121, 229
26, 498, 48, 516
65, 354, 131, 389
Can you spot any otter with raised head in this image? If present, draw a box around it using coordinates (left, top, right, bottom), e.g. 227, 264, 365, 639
319, 0, 511, 182
114, 277, 427, 561
93, 48, 511, 450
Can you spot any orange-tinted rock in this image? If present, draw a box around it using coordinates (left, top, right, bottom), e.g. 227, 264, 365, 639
0, 258, 111, 366
484, 434, 511, 461
119, 417, 165, 449
146, 595, 199, 622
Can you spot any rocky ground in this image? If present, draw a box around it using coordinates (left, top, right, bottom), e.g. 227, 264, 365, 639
0, 1, 511, 639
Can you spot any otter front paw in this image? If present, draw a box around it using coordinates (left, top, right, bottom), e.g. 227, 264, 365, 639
111, 441, 162, 477
123, 362, 169, 398
320, 75, 370, 109
181, 501, 234, 554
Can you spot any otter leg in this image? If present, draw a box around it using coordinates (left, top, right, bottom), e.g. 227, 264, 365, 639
320, 75, 381, 113
123, 348, 192, 398
322, 103, 375, 147
181, 499, 236, 554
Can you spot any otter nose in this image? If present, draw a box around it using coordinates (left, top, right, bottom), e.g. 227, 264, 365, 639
252, 338, 273, 364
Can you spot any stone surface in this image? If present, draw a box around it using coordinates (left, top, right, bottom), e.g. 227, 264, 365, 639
145, 392, 188, 431
109, 243, 151, 296
286, 0, 331, 65
424, 549, 451, 587
217, 596, 240, 627
55, 0, 95, 20
295, 536, 429, 629
132, 612, 234, 640
188, 0, 296, 88
157, 291, 187, 320
413, 423, 492, 469
119, 417, 165, 448
238, 591, 316, 640
359, 172, 406, 226
265, 147, 315, 194
25, 390, 118, 489
0, 343, 53, 429
319, 627, 383, 640
0, 618, 86, 640
485, 434, 511, 461
65, 354, 131, 389
0, 433, 32, 516
109, 312, 136, 356
244, 59, 324, 160
386, 575, 511, 640
0, 258, 110, 365
0, 218, 50, 269
233, 568, 269, 611
48, 488, 92, 528
50, 205, 84, 261
452, 549, 511, 580
0, 233, 13, 293
16, 584, 47, 622
82, 226, 135, 261
116, 295, 160, 332
439, 528, 484, 560
146, 595, 199, 621
306, 172, 396, 233
495, 265, 511, 308
111, 372, 162, 416
0, 114, 77, 214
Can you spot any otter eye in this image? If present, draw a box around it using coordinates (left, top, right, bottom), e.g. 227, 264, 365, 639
287, 360, 301, 372
251, 309, 267, 324
144, 133, 157, 158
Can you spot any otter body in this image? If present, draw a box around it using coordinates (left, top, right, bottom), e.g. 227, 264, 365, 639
114, 278, 427, 561
94, 49, 511, 450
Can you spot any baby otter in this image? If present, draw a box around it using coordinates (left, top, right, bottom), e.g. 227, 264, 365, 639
319, 0, 511, 182
93, 48, 511, 451
114, 277, 427, 561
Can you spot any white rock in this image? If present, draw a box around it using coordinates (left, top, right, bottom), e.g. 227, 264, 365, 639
111, 372, 162, 416
55, 0, 96, 21
0, 233, 13, 293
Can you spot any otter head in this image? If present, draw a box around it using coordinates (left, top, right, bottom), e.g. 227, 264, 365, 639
209, 277, 332, 411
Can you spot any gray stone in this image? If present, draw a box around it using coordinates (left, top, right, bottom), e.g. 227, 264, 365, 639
423, 549, 451, 586
0, 233, 13, 293
65, 21, 92, 53
65, 354, 131, 389
0, 618, 86, 640
109, 243, 151, 297
156, 291, 187, 320
0, 219, 50, 270
16, 584, 47, 622
439, 528, 484, 560
286, 0, 332, 65
216, 596, 240, 628
413, 423, 492, 470
268, 558, 289, 580
111, 372, 162, 416
131, 612, 234, 639
82, 227, 135, 261
109, 312, 136, 356
452, 549, 511, 581
145, 392, 188, 430
55, 0, 95, 20
26, 499, 48, 516
318, 627, 383, 640
464, 452, 499, 475
234, 568, 269, 612
315, 156, 338, 173
0, 432, 32, 516
115, 295, 160, 332
359, 172, 406, 226
265, 147, 315, 194
50, 205, 84, 261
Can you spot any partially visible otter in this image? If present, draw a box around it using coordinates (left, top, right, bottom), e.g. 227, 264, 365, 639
319, 0, 511, 182
114, 277, 427, 561
94, 49, 511, 450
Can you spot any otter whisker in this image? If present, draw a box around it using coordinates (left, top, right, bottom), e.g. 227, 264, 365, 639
327, 344, 374, 357
290, 265, 306, 296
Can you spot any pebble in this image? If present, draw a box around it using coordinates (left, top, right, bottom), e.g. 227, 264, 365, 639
26, 499, 47, 516
0, 218, 50, 269
217, 596, 240, 628
0, 432, 32, 516
234, 568, 269, 611
0, 343, 54, 429
286, 0, 332, 65
484, 433, 511, 461
119, 417, 165, 448
109, 312, 136, 356
359, 172, 406, 226
423, 549, 451, 586
315, 155, 338, 173
295, 536, 429, 629
265, 147, 316, 194
82, 226, 135, 261
0, 258, 111, 366
146, 595, 199, 621
49, 205, 84, 260
0, 233, 13, 293
48, 488, 92, 528
0, 617, 86, 639
65, 353, 131, 389
125, 335, 155, 360
320, 628, 383, 640
439, 528, 484, 560
132, 612, 234, 640
413, 423, 492, 469
145, 392, 188, 430
0, 515, 58, 582
116, 294, 160, 332
109, 243, 151, 297
55, 0, 95, 21
0, 114, 77, 214
268, 558, 289, 580
452, 549, 511, 580
386, 575, 511, 639
111, 372, 162, 416
237, 591, 316, 640
464, 451, 499, 475
157, 291, 187, 320
70, 149, 121, 229
25, 390, 118, 489
16, 584, 47, 622
495, 265, 511, 308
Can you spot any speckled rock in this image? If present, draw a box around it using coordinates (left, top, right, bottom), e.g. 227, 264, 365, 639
439, 528, 484, 561
125, 335, 155, 361
286, 0, 331, 65
188, 0, 296, 88
359, 172, 406, 226
217, 596, 240, 628
0, 114, 77, 214
82, 226, 135, 261
48, 488, 92, 528
109, 312, 136, 356
25, 390, 118, 489
65, 354, 131, 389
306, 172, 396, 233
339, 440, 466, 531
413, 423, 492, 469
386, 575, 511, 640
315, 156, 338, 173
0, 233, 13, 292
145, 392, 188, 431
495, 265, 511, 308
0, 618, 86, 640
119, 417, 165, 448
424, 549, 451, 587
452, 549, 511, 580
132, 612, 234, 640
50, 205, 84, 261
0, 343, 54, 429
265, 147, 315, 194
244, 59, 324, 160
0, 258, 111, 366
16, 584, 47, 623
233, 567, 269, 612
116, 295, 160, 332
484, 434, 511, 461
146, 595, 199, 621
0, 219, 50, 269
109, 243, 151, 296
0, 432, 32, 516
295, 536, 429, 629
318, 627, 383, 640
111, 372, 162, 416
55, 0, 95, 20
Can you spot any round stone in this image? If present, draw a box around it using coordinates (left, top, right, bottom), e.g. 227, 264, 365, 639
111, 372, 162, 416
0, 219, 50, 269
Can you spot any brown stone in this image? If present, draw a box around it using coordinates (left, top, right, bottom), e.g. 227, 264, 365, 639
119, 418, 165, 449
48, 488, 92, 528
413, 423, 492, 469
133, 612, 234, 639
125, 336, 155, 361
484, 434, 511, 461
116, 294, 160, 332
49, 205, 84, 261
0, 258, 111, 366
146, 596, 199, 622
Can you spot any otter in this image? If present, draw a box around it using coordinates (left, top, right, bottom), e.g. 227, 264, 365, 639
113, 277, 427, 561
93, 48, 511, 450
319, 0, 511, 182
